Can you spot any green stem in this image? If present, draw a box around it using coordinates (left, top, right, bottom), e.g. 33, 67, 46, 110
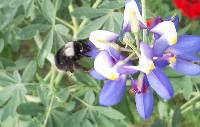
141, 0, 147, 42
56, 17, 73, 30
68, 4, 79, 39
181, 101, 200, 114
180, 93, 200, 110
79, 0, 102, 31
43, 95, 54, 127
71, 94, 92, 108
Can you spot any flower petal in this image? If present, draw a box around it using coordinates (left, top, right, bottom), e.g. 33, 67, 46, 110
117, 65, 138, 74
90, 69, 106, 80
154, 59, 169, 68
122, 0, 145, 33
166, 16, 179, 31
168, 35, 200, 61
99, 75, 126, 106
135, 88, 154, 119
170, 58, 200, 76
89, 30, 119, 50
153, 37, 169, 56
139, 43, 155, 74
151, 21, 177, 45
147, 68, 174, 100
94, 51, 120, 80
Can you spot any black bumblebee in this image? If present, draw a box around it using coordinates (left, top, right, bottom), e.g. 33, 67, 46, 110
55, 40, 91, 72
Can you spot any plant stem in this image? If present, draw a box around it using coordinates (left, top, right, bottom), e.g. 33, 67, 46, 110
43, 95, 54, 127
55, 17, 73, 30
180, 93, 200, 110
71, 94, 92, 108
141, 0, 147, 42
79, 0, 102, 31
68, 4, 79, 39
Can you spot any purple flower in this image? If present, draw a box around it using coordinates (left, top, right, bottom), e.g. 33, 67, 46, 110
122, 0, 146, 34
120, 43, 174, 100
154, 35, 200, 76
130, 77, 154, 119
90, 50, 128, 106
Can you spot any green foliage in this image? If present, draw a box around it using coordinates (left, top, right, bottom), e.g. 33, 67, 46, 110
0, 0, 199, 127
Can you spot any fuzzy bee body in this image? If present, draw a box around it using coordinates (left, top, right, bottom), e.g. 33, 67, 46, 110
55, 40, 91, 72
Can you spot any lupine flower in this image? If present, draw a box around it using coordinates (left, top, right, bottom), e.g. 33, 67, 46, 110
88, 0, 200, 120
154, 35, 200, 76
122, 0, 146, 33
120, 43, 174, 100
173, 0, 200, 20
149, 17, 200, 76
90, 50, 127, 106
130, 76, 154, 119
89, 30, 120, 50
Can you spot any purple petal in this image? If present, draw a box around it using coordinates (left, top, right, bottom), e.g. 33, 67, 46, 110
169, 35, 200, 61
107, 47, 121, 62
171, 58, 200, 76
99, 75, 126, 106
153, 37, 169, 57
117, 65, 138, 74
166, 16, 179, 31
149, 16, 163, 29
147, 68, 174, 100
140, 42, 153, 58
135, 88, 154, 119
85, 49, 100, 58
135, 0, 142, 15
90, 69, 106, 80
154, 59, 169, 68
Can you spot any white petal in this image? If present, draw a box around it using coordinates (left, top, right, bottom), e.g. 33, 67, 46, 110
123, 0, 145, 32
94, 51, 119, 80
89, 30, 119, 50
151, 21, 177, 45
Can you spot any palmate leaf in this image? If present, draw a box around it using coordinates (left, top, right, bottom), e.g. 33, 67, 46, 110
71, 7, 111, 19
170, 76, 193, 100
37, 29, 54, 67
0, 71, 27, 120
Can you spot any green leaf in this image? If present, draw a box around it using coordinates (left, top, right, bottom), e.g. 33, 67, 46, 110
17, 102, 44, 116
22, 60, 37, 82
93, 106, 125, 120
81, 119, 93, 127
172, 108, 182, 127
38, 29, 54, 67
0, 71, 17, 86
0, 7, 17, 30
42, 0, 56, 24
0, 38, 4, 53
102, 12, 123, 33
71, 7, 110, 19
55, 24, 69, 37
158, 101, 168, 119
100, 1, 124, 9
74, 71, 99, 86
17, 24, 50, 40
77, 15, 108, 39
171, 76, 193, 100
96, 115, 115, 127
84, 90, 95, 105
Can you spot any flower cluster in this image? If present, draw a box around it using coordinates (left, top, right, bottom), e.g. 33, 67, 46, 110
173, 0, 200, 20
87, 0, 200, 119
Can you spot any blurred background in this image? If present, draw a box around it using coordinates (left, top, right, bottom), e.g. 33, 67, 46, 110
0, 0, 200, 127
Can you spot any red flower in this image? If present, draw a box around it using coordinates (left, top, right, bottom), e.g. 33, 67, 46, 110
173, 0, 200, 20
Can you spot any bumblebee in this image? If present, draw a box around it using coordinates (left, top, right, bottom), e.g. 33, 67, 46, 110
55, 40, 91, 72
